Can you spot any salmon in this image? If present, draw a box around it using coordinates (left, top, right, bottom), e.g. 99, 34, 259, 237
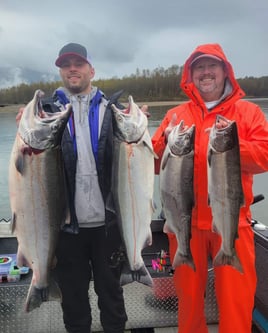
160, 120, 196, 271
208, 115, 244, 273
9, 90, 72, 311
111, 96, 156, 287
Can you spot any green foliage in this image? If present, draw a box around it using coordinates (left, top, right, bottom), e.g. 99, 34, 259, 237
0, 65, 267, 105
95, 64, 182, 102
0, 81, 62, 105
237, 76, 268, 97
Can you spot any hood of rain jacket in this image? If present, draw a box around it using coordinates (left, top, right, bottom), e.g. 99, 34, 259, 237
181, 43, 245, 108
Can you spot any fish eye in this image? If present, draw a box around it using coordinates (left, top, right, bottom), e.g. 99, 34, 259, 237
117, 115, 124, 122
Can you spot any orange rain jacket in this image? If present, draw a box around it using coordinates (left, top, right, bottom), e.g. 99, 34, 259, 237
152, 43, 268, 231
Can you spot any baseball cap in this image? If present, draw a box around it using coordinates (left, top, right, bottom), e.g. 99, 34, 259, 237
55, 43, 92, 67
190, 54, 222, 67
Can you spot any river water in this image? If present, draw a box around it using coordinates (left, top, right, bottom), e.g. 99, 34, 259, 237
1, 98, 268, 224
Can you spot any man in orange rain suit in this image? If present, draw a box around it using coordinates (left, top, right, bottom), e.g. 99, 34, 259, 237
152, 43, 268, 333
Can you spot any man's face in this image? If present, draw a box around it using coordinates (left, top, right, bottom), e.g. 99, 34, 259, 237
59, 56, 95, 94
191, 57, 227, 102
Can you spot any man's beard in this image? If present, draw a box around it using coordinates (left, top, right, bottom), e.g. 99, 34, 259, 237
66, 83, 84, 94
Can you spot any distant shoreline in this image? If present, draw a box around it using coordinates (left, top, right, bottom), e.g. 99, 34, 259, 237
122, 100, 182, 107
1, 97, 267, 113
0, 104, 25, 113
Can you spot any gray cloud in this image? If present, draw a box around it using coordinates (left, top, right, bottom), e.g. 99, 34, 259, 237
0, 0, 267, 81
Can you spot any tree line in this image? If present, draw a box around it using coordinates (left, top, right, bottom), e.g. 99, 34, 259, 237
0, 65, 268, 105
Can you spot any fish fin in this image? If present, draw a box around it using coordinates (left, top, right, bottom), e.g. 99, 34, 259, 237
120, 263, 153, 287
163, 221, 173, 234
161, 152, 171, 171
16, 248, 28, 268
151, 199, 157, 213
211, 221, 219, 234
25, 283, 47, 312
147, 231, 153, 247
14, 152, 25, 174
10, 212, 16, 234
47, 276, 62, 301
105, 192, 116, 214
142, 229, 153, 248
207, 148, 212, 167
212, 221, 219, 234
142, 137, 158, 159
172, 250, 196, 272
213, 249, 243, 274
25, 277, 61, 312
158, 209, 166, 220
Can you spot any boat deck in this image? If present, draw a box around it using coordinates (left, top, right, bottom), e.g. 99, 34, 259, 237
148, 327, 218, 333
147, 324, 261, 332
0, 272, 219, 333
0, 222, 267, 333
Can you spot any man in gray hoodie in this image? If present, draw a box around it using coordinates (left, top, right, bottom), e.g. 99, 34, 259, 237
44, 42, 128, 333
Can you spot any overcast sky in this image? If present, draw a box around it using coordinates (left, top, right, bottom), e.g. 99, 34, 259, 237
1, 0, 267, 81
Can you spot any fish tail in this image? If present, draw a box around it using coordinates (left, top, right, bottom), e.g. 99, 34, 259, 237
213, 249, 244, 274
120, 263, 153, 287
25, 278, 61, 312
172, 250, 196, 271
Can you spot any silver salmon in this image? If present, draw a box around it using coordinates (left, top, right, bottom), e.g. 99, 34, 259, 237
9, 90, 72, 312
208, 114, 244, 273
160, 120, 196, 271
111, 96, 155, 287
